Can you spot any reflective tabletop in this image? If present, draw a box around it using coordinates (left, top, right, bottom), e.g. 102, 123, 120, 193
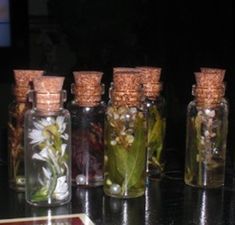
1, 164, 235, 225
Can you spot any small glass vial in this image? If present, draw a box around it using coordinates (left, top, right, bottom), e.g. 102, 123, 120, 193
104, 70, 146, 198
185, 69, 228, 188
8, 70, 43, 191
138, 67, 166, 179
68, 71, 105, 187
24, 76, 71, 206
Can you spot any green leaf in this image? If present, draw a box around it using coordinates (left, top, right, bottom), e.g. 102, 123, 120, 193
124, 115, 146, 190
147, 107, 166, 164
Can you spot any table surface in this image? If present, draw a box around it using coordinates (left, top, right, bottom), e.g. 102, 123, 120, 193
1, 164, 235, 225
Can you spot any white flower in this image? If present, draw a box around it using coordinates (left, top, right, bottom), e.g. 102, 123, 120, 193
53, 176, 69, 200
29, 116, 68, 145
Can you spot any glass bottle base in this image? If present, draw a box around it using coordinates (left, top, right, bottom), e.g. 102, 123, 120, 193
26, 197, 71, 207
103, 188, 145, 199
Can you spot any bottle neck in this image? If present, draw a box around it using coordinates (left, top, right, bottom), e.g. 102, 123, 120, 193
29, 90, 66, 113
110, 88, 142, 107
72, 83, 103, 107
192, 84, 225, 108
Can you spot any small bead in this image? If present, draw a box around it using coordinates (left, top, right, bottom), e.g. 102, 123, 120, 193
76, 174, 86, 185
110, 184, 121, 195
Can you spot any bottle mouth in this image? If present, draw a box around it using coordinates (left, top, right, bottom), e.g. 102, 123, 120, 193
111, 89, 142, 107
192, 84, 225, 107
28, 90, 66, 112
142, 82, 162, 98
71, 83, 104, 107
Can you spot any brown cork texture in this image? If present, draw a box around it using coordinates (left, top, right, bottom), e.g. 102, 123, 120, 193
113, 71, 141, 91
14, 70, 43, 87
200, 67, 226, 77
137, 67, 162, 84
73, 71, 103, 86
73, 71, 103, 107
33, 76, 64, 93
194, 71, 225, 107
111, 71, 142, 106
136, 67, 162, 98
13, 70, 43, 102
195, 72, 224, 87
33, 76, 65, 112
113, 67, 138, 74
111, 90, 142, 107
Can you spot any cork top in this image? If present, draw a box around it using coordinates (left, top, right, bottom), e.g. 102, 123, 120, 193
194, 70, 225, 108
137, 67, 162, 84
72, 71, 103, 107
200, 67, 226, 77
33, 76, 65, 112
113, 71, 141, 91
14, 70, 43, 87
73, 71, 103, 86
195, 72, 224, 87
113, 67, 138, 73
33, 76, 64, 93
111, 71, 142, 106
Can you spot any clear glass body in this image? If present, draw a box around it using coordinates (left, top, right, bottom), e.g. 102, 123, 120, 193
67, 101, 105, 187
104, 104, 146, 198
8, 100, 31, 191
24, 94, 71, 206
185, 99, 228, 188
144, 96, 166, 179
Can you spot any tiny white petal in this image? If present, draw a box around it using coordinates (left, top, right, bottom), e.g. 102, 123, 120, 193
42, 167, 51, 179
61, 144, 67, 157
61, 133, 69, 140
40, 147, 50, 159
33, 122, 44, 130
32, 153, 45, 161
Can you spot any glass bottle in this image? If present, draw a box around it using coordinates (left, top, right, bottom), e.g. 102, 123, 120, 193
8, 70, 43, 191
104, 70, 146, 198
185, 69, 228, 188
68, 71, 105, 187
24, 76, 71, 206
138, 67, 166, 179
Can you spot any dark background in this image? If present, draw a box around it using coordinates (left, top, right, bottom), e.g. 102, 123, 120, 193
0, 0, 234, 172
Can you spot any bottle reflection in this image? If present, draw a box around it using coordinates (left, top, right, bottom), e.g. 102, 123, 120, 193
25, 202, 71, 224
183, 186, 223, 225
8, 191, 25, 217
103, 195, 145, 225
75, 187, 103, 224
145, 180, 161, 224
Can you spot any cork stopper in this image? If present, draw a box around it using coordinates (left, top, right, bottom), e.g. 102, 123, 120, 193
112, 71, 141, 106
73, 71, 102, 86
73, 71, 103, 107
137, 67, 162, 98
13, 70, 43, 102
137, 67, 162, 84
194, 71, 225, 108
113, 71, 140, 91
113, 67, 138, 73
195, 72, 224, 87
200, 67, 226, 77
33, 76, 65, 112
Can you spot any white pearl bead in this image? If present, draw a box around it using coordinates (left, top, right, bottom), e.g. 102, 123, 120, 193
110, 184, 121, 194
76, 174, 86, 185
